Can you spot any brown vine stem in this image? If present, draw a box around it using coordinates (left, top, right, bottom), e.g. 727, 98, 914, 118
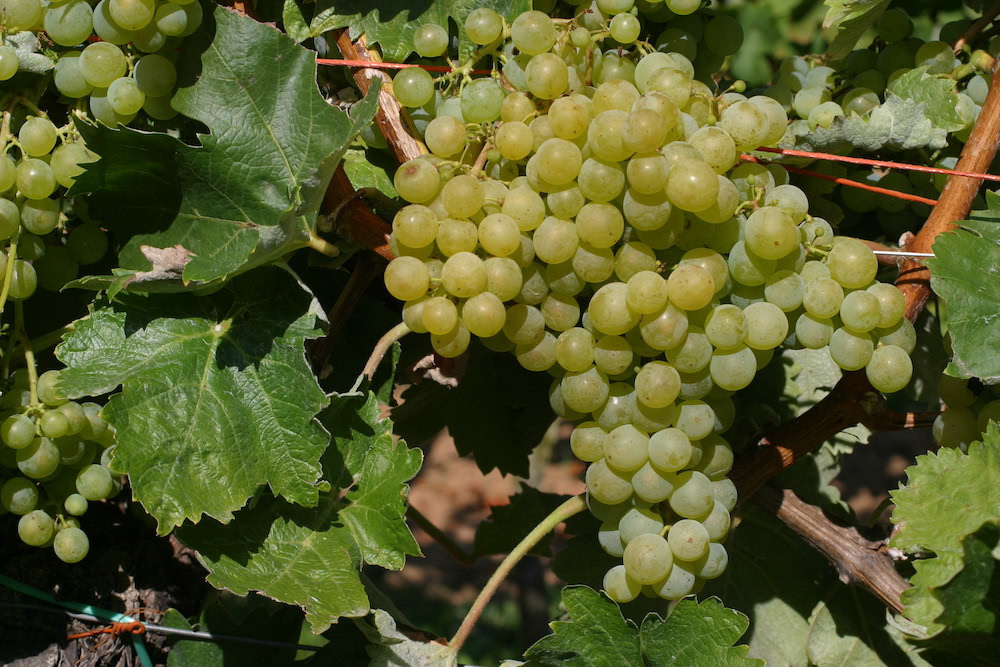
406, 505, 475, 565
332, 30, 425, 164
448, 494, 586, 656
752, 485, 909, 612
322, 165, 394, 261
953, 0, 1000, 53
350, 322, 410, 393
897, 63, 1000, 322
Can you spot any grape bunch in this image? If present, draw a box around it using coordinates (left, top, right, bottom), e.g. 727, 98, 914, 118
379, 5, 917, 602
934, 372, 1000, 449
0, 0, 199, 124
1, 114, 109, 297
0, 369, 119, 563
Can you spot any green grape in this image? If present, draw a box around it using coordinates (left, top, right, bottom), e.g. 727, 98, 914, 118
17, 437, 60, 479
719, 100, 769, 151
631, 461, 677, 503
534, 138, 582, 186
57, 402, 87, 436
713, 478, 738, 513
67, 223, 109, 265
592, 79, 641, 116
424, 115, 467, 158
502, 186, 544, 231
604, 424, 649, 472
465, 7, 502, 45
18, 509, 54, 546
699, 499, 732, 542
402, 297, 429, 334
667, 519, 709, 561
609, 12, 641, 43
866, 344, 912, 394
562, 366, 611, 413
80, 42, 128, 88
435, 218, 477, 256
666, 327, 712, 374
0, 45, 19, 80
626, 271, 668, 315
2, 476, 38, 514
646, 67, 691, 108
154, 2, 187, 35
81, 402, 109, 441
603, 564, 641, 603
549, 96, 590, 140
588, 110, 631, 162
0, 199, 19, 239
527, 217, 575, 265
16, 159, 57, 199
384, 256, 429, 301
76, 463, 113, 500
0, 0, 41, 29
484, 256, 522, 300
547, 183, 585, 220
556, 328, 596, 372
134, 54, 177, 97
709, 344, 756, 391
623, 533, 673, 585
516, 331, 556, 371
463, 79, 505, 124
938, 373, 976, 408
515, 263, 548, 305
625, 152, 669, 195
108, 0, 154, 30
647, 427, 692, 472
20, 198, 60, 235
503, 303, 545, 346
666, 264, 715, 311
666, 159, 718, 212
394, 68, 434, 108
441, 174, 484, 219
695, 542, 729, 579
589, 282, 640, 336
2, 414, 36, 449
107, 77, 145, 115
598, 519, 625, 557
44, 0, 94, 46
586, 458, 633, 504
618, 506, 665, 545
624, 106, 671, 154
8, 260, 37, 300
742, 302, 788, 350
420, 296, 458, 336
673, 399, 715, 440
413, 23, 449, 57
179, 0, 202, 36
744, 206, 798, 260
392, 205, 438, 249
830, 327, 874, 371
807, 101, 844, 129
640, 302, 688, 351
570, 26, 590, 48
688, 127, 736, 174
876, 7, 912, 42
92, 0, 135, 44
932, 408, 979, 448
0, 155, 15, 190
802, 278, 844, 318
18, 235, 44, 260
866, 282, 905, 328
142, 94, 177, 121
703, 305, 746, 349
795, 313, 834, 349
53, 526, 89, 562
652, 558, 697, 599
690, 435, 733, 480
460, 292, 505, 338
132, 22, 167, 52
511, 10, 556, 55
978, 400, 1000, 432
763, 270, 804, 312
90, 87, 137, 127
524, 53, 568, 100
575, 202, 622, 249
540, 293, 580, 331
578, 157, 625, 202
40, 410, 70, 438
915, 41, 955, 75
18, 117, 57, 157
839, 290, 881, 332
441, 251, 486, 297
392, 159, 441, 204
827, 238, 878, 288
499, 91, 535, 123
668, 470, 714, 518
570, 421, 607, 462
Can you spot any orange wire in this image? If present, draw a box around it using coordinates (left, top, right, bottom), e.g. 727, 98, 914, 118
316, 58, 493, 75
755, 146, 1000, 183
67, 620, 146, 641
739, 154, 939, 206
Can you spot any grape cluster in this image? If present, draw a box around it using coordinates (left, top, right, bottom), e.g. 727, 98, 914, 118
0, 369, 119, 563
0, 0, 198, 124
1, 114, 109, 297
934, 372, 1000, 449
381, 6, 917, 601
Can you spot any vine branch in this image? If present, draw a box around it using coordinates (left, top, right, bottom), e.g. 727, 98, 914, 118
953, 0, 1000, 53
752, 485, 909, 613
322, 165, 393, 261
406, 505, 475, 565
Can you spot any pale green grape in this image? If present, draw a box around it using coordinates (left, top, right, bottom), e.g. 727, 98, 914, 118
646, 67, 691, 108
748, 95, 790, 145
667, 519, 709, 561
842, 87, 880, 116
719, 100, 768, 151
441, 252, 486, 298
915, 41, 955, 75
688, 126, 736, 174
764, 270, 804, 312
742, 302, 788, 350
713, 478, 738, 513
609, 12, 640, 43
877, 7, 912, 42
511, 9, 556, 54
461, 78, 504, 121
594, 383, 633, 431
588, 110, 632, 162
556, 327, 595, 372
535, 138, 582, 186
81, 42, 128, 90
666, 159, 718, 212
51, 143, 99, 189
540, 292, 580, 331
802, 278, 844, 318
709, 345, 756, 391
0, 155, 16, 190
666, 327, 712, 374
0, 0, 41, 29
142, 94, 177, 121
532, 216, 578, 264
627, 271, 668, 314
647, 427, 691, 472
413, 23, 449, 57
133, 23, 167, 53
578, 157, 625, 202
394, 68, 434, 108
107, 77, 145, 116
436, 218, 477, 256
669, 470, 714, 518
465, 7, 502, 45
604, 424, 649, 472
431, 320, 470, 357
461, 293, 505, 339
393, 205, 438, 249
932, 408, 979, 448
619, 507, 665, 544
830, 327, 874, 371
703, 305, 745, 349
626, 152, 669, 194
483, 256, 522, 301
593, 79, 641, 115
666, 264, 714, 311
45, 0, 95, 46
109, 0, 154, 30
623, 533, 673, 585
594, 335, 633, 375
504, 303, 545, 346
827, 238, 878, 288
700, 500, 731, 542
2, 477, 38, 514
576, 202, 623, 249
652, 559, 697, 599
76, 463, 113, 499
402, 297, 429, 334
18, 509, 54, 546
134, 54, 177, 97
41, 411, 70, 438
500, 92, 535, 123
2, 414, 35, 449
37, 370, 66, 407
840, 290, 881, 332
383, 256, 430, 301
16, 159, 57, 199
603, 564, 641, 603
673, 400, 715, 440
516, 331, 556, 371
808, 101, 844, 129
938, 373, 976, 408
17, 437, 60, 479
0, 201, 18, 241
53, 526, 89, 562
502, 186, 544, 231
17, 119, 53, 160
549, 95, 590, 139
154, 2, 187, 36
795, 313, 834, 349
793, 86, 831, 118
640, 302, 689, 350
615, 242, 657, 282
8, 260, 37, 300
690, 435, 733, 480
977, 400, 1000, 432
598, 520, 625, 557
571, 421, 607, 462
866, 344, 912, 394
57, 402, 87, 436
495, 121, 532, 161
547, 183, 585, 220
745, 206, 798, 260
875, 318, 916, 354
694, 542, 729, 579
93, 0, 134, 44
0, 45, 17, 81
631, 462, 677, 503
586, 458, 633, 504
421, 296, 458, 335
589, 282, 640, 336
866, 282, 905, 328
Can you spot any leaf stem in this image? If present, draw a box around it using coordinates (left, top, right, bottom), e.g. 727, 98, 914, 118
448, 493, 586, 656
307, 233, 340, 257
350, 321, 410, 393
30, 323, 76, 355
406, 504, 475, 565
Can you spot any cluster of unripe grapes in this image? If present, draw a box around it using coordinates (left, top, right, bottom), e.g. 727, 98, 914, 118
0, 0, 198, 124
1, 115, 109, 298
0, 369, 118, 563
381, 5, 916, 602
934, 372, 1000, 449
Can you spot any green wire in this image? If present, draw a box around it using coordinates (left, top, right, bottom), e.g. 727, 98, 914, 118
0, 573, 154, 667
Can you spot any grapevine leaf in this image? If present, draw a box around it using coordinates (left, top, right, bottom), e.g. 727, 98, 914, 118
57, 266, 329, 532
822, 0, 890, 60
309, 0, 530, 63
356, 609, 455, 666
780, 94, 949, 154
71, 7, 380, 289
343, 148, 399, 199
177, 392, 422, 633
926, 199, 1000, 383
931, 523, 999, 638
890, 426, 1000, 636
282, 0, 311, 43
639, 598, 761, 666
392, 345, 554, 477
2, 32, 55, 74
523, 586, 643, 666
474, 489, 568, 557
887, 67, 966, 133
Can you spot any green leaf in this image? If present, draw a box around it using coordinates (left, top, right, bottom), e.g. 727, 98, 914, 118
474, 489, 568, 557
640, 598, 761, 666
887, 67, 966, 133
523, 586, 643, 666
932, 522, 999, 638
356, 609, 456, 666
343, 148, 399, 199
282, 0, 311, 43
57, 266, 330, 532
71, 7, 380, 290
780, 94, 949, 154
309, 0, 530, 63
823, 0, 890, 60
927, 196, 1000, 384
3, 32, 55, 74
178, 392, 422, 633
890, 425, 1000, 636
392, 345, 554, 476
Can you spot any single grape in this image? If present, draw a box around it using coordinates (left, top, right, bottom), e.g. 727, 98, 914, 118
603, 564, 642, 603
18, 509, 54, 546
37, 370, 68, 407
623, 533, 673, 585
76, 463, 114, 500
511, 10, 556, 55
17, 437, 60, 479
18, 117, 58, 157
413, 23, 449, 57
64, 493, 88, 516
464, 8, 502, 45
866, 345, 912, 394
2, 414, 36, 449
394, 68, 434, 108
80, 42, 128, 88
16, 159, 57, 199
0, 45, 19, 80
54, 526, 90, 562
2, 477, 38, 514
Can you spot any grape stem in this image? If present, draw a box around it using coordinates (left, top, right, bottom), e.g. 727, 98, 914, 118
406, 504, 476, 565
350, 321, 410, 393
448, 493, 586, 656
0, 224, 21, 323
306, 233, 340, 257
15, 301, 39, 409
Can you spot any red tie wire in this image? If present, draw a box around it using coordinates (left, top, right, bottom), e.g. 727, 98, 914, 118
317, 58, 493, 75
68, 620, 147, 640
740, 154, 939, 207
755, 146, 1000, 183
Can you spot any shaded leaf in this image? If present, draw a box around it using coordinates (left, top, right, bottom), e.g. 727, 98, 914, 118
57, 266, 330, 532
823, 0, 890, 60
282, 0, 311, 43
178, 392, 422, 633
356, 609, 456, 666
71, 7, 380, 289
474, 489, 568, 557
